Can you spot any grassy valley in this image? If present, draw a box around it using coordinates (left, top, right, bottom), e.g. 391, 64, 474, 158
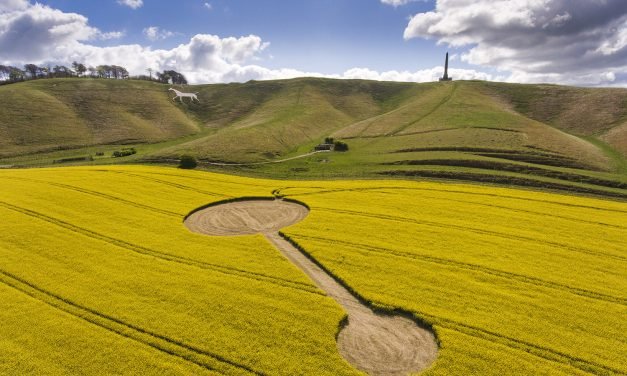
1, 77, 626, 198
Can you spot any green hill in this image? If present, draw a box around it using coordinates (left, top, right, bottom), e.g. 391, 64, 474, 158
1, 77, 626, 198
0, 79, 199, 158
155, 78, 416, 162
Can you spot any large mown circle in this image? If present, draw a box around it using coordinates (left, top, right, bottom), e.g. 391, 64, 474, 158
184, 199, 309, 236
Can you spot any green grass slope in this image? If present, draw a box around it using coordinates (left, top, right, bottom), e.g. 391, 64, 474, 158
0, 79, 200, 157
1, 77, 626, 198
147, 79, 627, 193
332, 81, 612, 170
156, 78, 416, 162
217, 79, 626, 199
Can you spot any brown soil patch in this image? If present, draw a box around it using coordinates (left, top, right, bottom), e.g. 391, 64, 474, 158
184, 199, 309, 236
185, 199, 438, 375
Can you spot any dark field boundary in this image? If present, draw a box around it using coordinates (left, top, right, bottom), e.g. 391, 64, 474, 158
392, 147, 591, 170
380, 170, 627, 200
383, 160, 627, 190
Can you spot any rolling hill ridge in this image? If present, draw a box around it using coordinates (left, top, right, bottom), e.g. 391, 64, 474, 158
1, 77, 626, 197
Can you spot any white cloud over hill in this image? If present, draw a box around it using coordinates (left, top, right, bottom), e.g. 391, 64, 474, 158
6, 0, 623, 86
143, 26, 175, 41
403, 0, 627, 86
380, 0, 416, 7
117, 0, 143, 10
0, 1, 492, 83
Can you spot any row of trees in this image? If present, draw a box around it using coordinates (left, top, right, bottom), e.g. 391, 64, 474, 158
141, 69, 187, 85
0, 62, 187, 85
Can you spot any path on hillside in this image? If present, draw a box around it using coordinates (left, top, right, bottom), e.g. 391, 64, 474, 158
201, 150, 329, 166
389, 82, 458, 136
184, 199, 438, 376
144, 150, 329, 167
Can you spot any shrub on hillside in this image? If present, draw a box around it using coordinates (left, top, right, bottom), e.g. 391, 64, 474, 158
112, 148, 136, 158
334, 141, 349, 152
179, 155, 198, 169
52, 155, 93, 164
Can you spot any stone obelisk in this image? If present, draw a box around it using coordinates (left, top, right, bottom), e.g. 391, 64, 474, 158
439, 52, 452, 81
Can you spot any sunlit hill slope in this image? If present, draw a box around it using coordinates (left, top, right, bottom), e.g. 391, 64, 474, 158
1, 77, 626, 197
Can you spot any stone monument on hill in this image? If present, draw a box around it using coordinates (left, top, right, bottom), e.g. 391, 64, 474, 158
439, 52, 453, 81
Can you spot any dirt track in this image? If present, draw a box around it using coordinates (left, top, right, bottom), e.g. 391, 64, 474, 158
184, 199, 438, 375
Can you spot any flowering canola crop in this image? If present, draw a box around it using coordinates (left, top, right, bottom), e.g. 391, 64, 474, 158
0, 165, 625, 375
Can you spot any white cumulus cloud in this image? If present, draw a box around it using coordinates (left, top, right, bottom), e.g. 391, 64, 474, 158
0, 0, 524, 85
98, 30, 125, 40
0, 0, 28, 12
341, 66, 492, 82
117, 0, 143, 9
0, 3, 99, 61
380, 0, 417, 7
403, 0, 627, 86
143, 26, 174, 41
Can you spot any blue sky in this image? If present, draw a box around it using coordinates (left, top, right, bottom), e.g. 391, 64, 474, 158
1, 0, 626, 85
42, 0, 450, 73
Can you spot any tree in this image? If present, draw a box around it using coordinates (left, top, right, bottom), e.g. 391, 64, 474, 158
52, 65, 71, 78
94, 65, 129, 80
96, 65, 107, 78
159, 70, 187, 85
72, 61, 87, 77
23, 64, 40, 79
179, 155, 197, 169
0, 65, 11, 81
1, 61, 132, 85
114, 65, 129, 79
9, 67, 25, 82
0, 65, 22, 82
333, 140, 349, 152
111, 65, 121, 79
157, 71, 171, 84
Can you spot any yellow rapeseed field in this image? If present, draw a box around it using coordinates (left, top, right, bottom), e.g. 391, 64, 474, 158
0, 165, 625, 375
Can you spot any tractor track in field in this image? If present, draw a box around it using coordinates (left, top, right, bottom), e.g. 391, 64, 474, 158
410, 192, 627, 230
2, 176, 182, 217
0, 269, 264, 376
290, 233, 626, 306
7, 173, 621, 233
105, 171, 232, 198
294, 186, 627, 230
0, 201, 321, 296
184, 199, 439, 376
279, 186, 627, 214
278, 234, 626, 375
404, 304, 625, 375
286, 238, 625, 374
4, 173, 623, 374
93, 169, 277, 189
284, 186, 627, 229
183, 198, 622, 375
313, 206, 627, 263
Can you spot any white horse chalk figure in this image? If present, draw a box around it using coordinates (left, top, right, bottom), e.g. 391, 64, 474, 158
168, 88, 200, 103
